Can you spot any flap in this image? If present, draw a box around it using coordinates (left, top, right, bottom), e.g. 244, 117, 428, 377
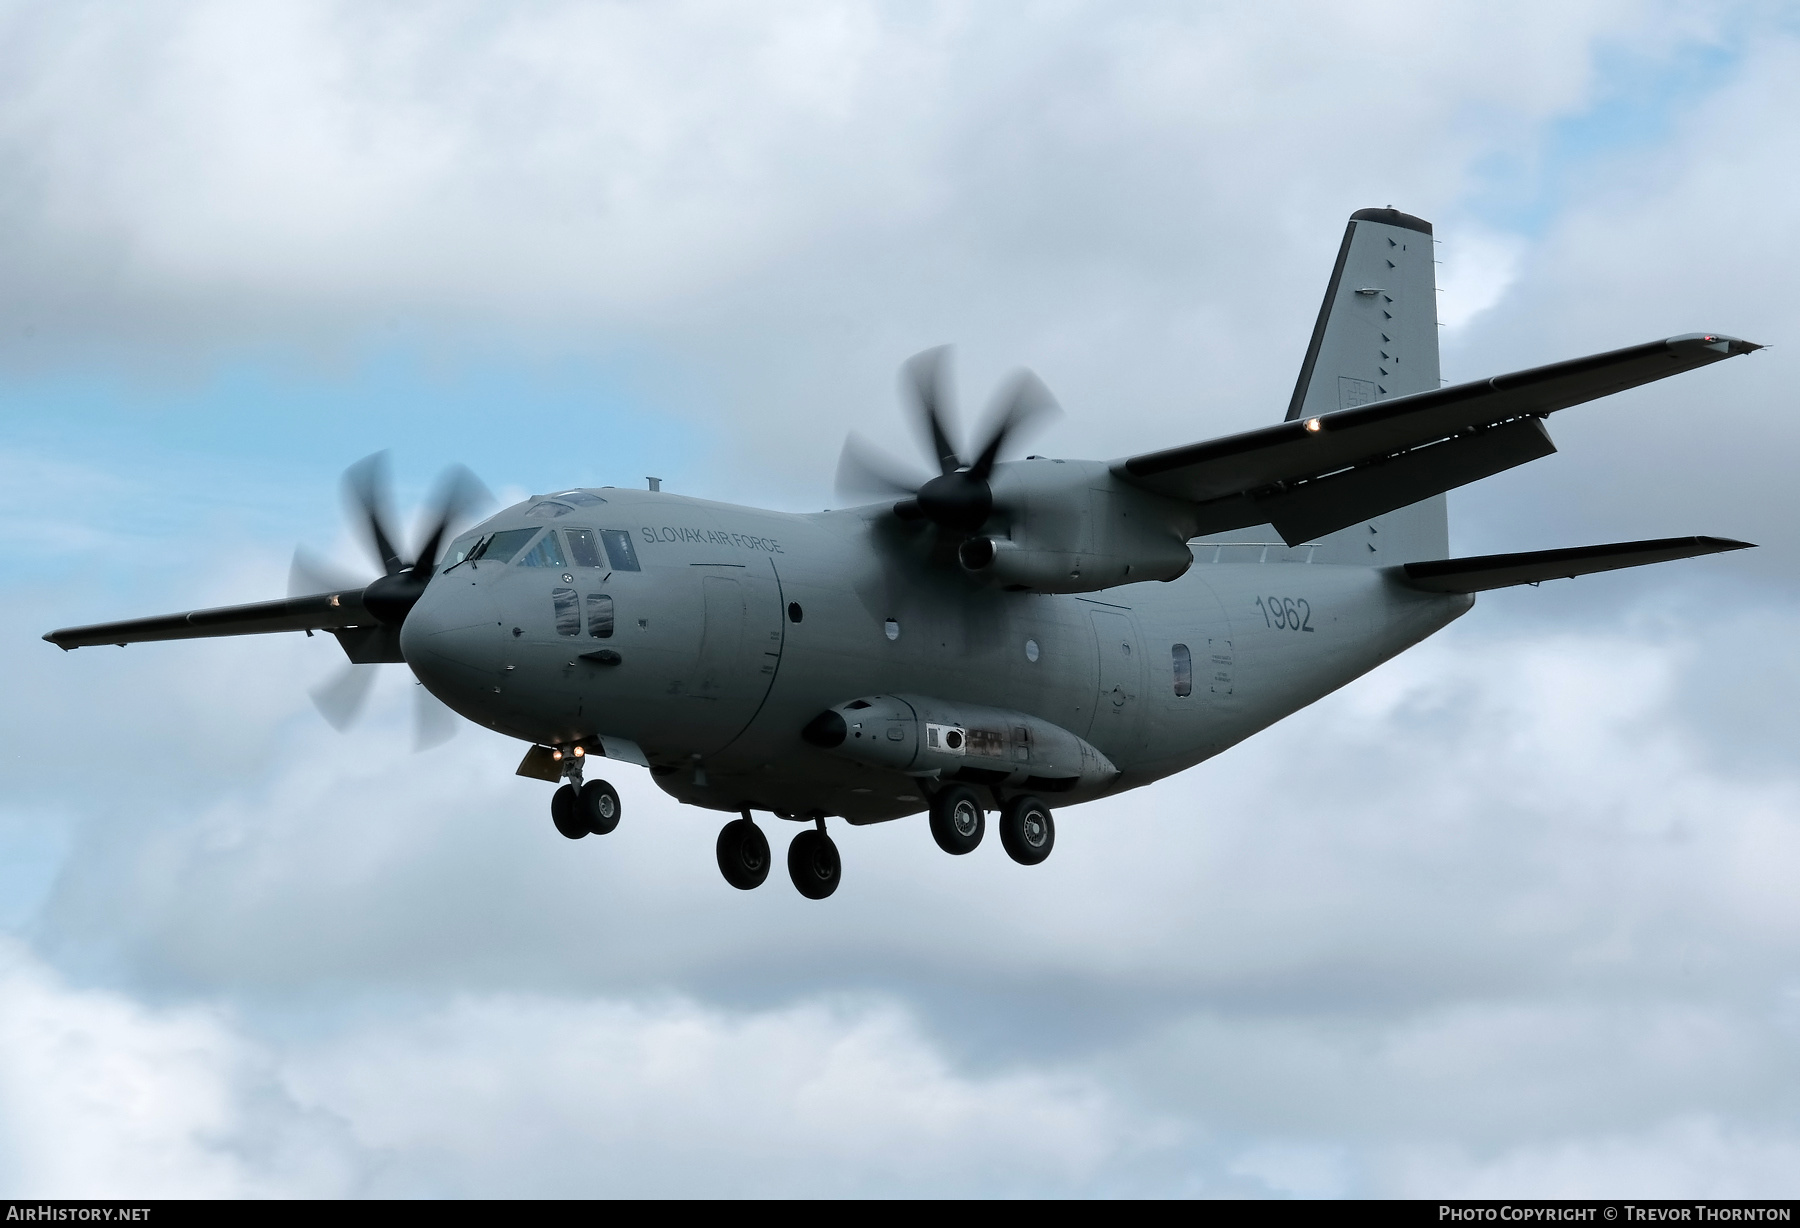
1116, 334, 1760, 507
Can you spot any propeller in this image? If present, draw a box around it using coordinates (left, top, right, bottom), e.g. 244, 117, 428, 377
294, 452, 491, 741
835, 347, 1058, 534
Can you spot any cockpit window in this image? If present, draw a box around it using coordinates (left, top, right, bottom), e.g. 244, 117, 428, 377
442, 533, 483, 568
525, 500, 573, 519
564, 528, 605, 568
550, 491, 608, 507
471, 527, 539, 564
518, 530, 569, 568
600, 529, 641, 572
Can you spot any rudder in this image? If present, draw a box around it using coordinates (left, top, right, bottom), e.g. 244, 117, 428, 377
1288, 208, 1448, 563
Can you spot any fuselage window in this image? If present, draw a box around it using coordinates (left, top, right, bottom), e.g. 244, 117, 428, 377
1172, 643, 1192, 697
586, 593, 615, 638
552, 588, 581, 636
600, 530, 641, 572
518, 531, 569, 569
472, 527, 539, 565
565, 528, 605, 568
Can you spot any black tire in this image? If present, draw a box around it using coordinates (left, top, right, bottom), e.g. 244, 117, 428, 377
551, 784, 587, 839
787, 829, 841, 900
578, 779, 622, 835
928, 785, 985, 855
999, 794, 1054, 866
716, 818, 771, 890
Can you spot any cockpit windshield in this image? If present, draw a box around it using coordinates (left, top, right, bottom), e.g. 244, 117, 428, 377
442, 533, 483, 568
471, 527, 540, 565
517, 530, 569, 568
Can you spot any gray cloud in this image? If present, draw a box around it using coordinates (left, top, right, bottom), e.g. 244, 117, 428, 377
4, 0, 1797, 1198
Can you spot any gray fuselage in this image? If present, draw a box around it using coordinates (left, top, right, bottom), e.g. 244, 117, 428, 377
401, 484, 1471, 824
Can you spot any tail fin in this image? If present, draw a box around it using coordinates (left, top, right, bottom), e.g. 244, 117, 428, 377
1290, 208, 1448, 563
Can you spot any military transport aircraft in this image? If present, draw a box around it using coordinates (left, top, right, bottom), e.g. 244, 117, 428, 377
45, 208, 1760, 900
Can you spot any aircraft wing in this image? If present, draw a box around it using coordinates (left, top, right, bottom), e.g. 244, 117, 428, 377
1115, 333, 1761, 544
1395, 536, 1753, 594
43, 590, 370, 650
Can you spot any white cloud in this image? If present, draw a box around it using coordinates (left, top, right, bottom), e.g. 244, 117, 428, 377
1436, 228, 1527, 333
0, 938, 354, 1198
5, 0, 1799, 1199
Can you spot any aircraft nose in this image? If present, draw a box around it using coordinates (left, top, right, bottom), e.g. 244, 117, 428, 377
400, 575, 501, 715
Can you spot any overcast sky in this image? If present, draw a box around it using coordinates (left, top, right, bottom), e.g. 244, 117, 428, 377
3, 0, 1798, 1198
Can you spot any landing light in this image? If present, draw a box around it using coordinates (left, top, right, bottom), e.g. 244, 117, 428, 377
1305, 418, 1322, 433
573, 746, 585, 758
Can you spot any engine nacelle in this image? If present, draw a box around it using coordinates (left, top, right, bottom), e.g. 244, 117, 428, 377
801, 693, 1119, 793
956, 534, 1192, 593
958, 459, 1197, 594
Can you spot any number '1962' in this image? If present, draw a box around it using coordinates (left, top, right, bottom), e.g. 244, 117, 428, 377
1255, 596, 1314, 632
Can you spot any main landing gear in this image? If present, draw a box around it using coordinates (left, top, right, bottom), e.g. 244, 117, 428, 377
717, 813, 771, 890
998, 794, 1054, 865
930, 787, 1055, 866
549, 747, 621, 839
715, 814, 841, 900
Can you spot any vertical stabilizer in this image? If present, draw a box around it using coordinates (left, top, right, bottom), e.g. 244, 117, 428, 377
1290, 208, 1448, 562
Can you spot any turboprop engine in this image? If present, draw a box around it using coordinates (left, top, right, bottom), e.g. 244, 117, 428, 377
835, 350, 1199, 596
801, 693, 1120, 793
956, 459, 1197, 593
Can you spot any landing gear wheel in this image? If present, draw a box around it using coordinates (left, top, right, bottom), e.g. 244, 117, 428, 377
717, 818, 771, 890
929, 785, 985, 855
787, 829, 841, 900
999, 795, 1054, 865
551, 785, 587, 840
578, 779, 621, 835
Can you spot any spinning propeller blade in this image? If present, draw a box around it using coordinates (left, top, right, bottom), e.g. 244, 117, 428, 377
288, 546, 364, 600
835, 434, 929, 501
310, 662, 377, 731
843, 348, 1058, 535
344, 453, 404, 577
414, 682, 460, 751
302, 454, 491, 744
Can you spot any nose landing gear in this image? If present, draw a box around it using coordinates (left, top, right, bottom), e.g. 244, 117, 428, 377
548, 745, 622, 839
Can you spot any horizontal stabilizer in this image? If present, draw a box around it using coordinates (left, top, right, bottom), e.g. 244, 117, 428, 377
1397, 536, 1753, 594
43, 590, 370, 650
